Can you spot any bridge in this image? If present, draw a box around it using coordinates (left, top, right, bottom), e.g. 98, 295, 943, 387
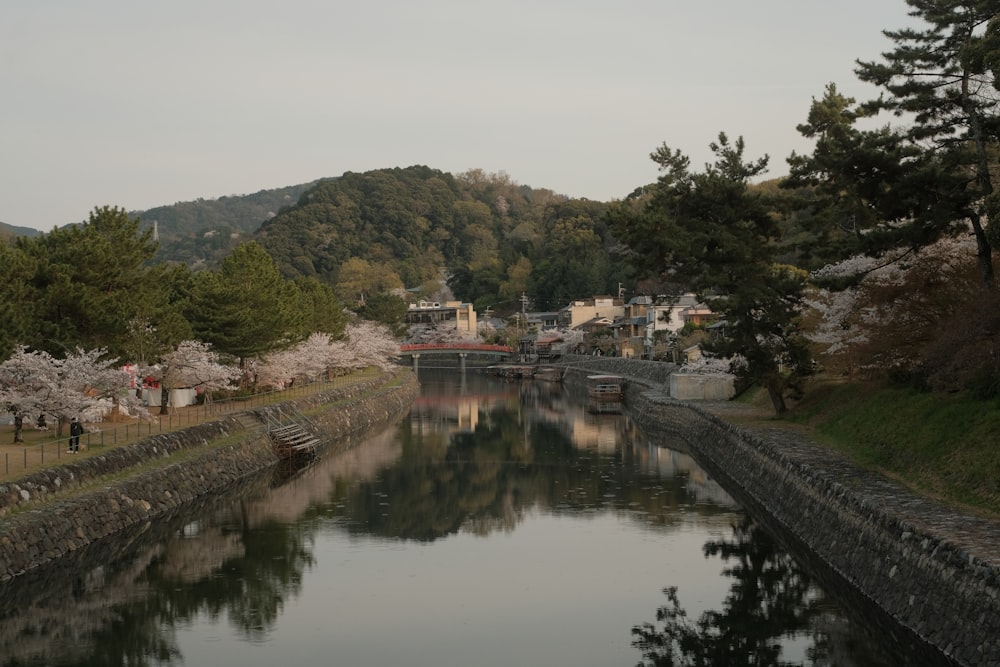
399, 343, 515, 369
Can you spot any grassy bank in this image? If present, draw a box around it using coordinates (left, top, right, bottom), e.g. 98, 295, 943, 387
757, 380, 1000, 517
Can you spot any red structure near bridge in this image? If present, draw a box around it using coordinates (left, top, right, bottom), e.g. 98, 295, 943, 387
399, 343, 514, 354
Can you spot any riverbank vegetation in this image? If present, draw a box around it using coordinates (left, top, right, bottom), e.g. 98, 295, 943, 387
734, 381, 1000, 517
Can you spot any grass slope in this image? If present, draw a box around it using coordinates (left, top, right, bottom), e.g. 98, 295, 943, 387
776, 380, 1000, 516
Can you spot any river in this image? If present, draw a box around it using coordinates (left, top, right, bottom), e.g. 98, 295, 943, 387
0, 369, 946, 666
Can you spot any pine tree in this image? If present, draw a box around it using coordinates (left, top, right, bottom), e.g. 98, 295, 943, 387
0, 242, 36, 360
785, 83, 958, 278
610, 134, 813, 414
189, 241, 307, 370
855, 0, 1000, 287
16, 205, 176, 357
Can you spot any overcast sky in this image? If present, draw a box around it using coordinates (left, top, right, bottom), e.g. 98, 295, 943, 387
1, 1, 914, 232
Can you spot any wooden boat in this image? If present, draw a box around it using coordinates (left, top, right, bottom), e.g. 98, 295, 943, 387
586, 375, 625, 413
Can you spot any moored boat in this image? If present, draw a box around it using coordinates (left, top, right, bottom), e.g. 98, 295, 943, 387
586, 375, 624, 413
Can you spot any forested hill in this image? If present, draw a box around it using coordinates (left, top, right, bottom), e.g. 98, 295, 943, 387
136, 181, 320, 267
3, 165, 627, 314
0, 222, 43, 241
253, 165, 628, 313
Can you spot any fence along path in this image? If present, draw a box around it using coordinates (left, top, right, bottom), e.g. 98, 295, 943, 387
0, 371, 378, 481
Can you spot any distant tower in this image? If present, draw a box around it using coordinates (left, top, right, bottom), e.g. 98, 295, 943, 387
152, 220, 159, 241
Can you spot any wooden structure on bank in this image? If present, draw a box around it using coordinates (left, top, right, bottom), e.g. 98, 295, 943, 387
484, 364, 565, 382
534, 367, 564, 382
267, 422, 320, 459
485, 364, 537, 379
586, 375, 625, 414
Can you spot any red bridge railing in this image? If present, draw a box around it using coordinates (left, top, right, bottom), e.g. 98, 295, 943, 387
399, 343, 514, 354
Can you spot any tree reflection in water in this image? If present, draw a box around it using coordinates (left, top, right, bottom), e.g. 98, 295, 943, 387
632, 515, 900, 667
0, 371, 928, 667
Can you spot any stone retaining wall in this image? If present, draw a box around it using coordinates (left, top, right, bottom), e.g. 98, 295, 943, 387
626, 389, 1000, 667
0, 369, 419, 581
557, 354, 677, 387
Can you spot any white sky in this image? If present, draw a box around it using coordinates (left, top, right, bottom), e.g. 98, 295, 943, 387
1, 1, 913, 232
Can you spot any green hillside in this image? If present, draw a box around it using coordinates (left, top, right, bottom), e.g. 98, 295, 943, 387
0, 222, 43, 241
134, 181, 320, 267
253, 166, 626, 313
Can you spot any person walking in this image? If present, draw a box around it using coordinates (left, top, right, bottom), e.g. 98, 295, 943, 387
69, 417, 84, 453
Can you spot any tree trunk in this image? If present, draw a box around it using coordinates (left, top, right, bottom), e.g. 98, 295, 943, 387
963, 80, 995, 290
766, 382, 787, 415
160, 385, 170, 415
968, 212, 995, 290
13, 414, 23, 444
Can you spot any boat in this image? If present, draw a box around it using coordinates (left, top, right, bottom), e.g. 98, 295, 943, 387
586, 375, 625, 413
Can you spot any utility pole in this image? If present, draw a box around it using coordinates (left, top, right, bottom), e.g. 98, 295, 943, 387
519, 292, 530, 362
482, 306, 492, 337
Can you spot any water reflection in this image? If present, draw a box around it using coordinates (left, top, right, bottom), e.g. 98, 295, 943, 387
632, 514, 907, 667
334, 371, 735, 543
0, 369, 922, 666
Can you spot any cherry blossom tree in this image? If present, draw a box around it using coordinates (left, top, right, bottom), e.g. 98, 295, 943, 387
147, 340, 241, 415
0, 346, 53, 443
803, 233, 980, 380
333, 321, 400, 373
256, 332, 342, 389
407, 320, 479, 346
0, 346, 147, 442
254, 323, 400, 389
57, 347, 147, 427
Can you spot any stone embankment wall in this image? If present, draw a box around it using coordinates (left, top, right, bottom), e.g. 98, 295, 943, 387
625, 389, 1000, 667
0, 369, 419, 581
557, 354, 677, 387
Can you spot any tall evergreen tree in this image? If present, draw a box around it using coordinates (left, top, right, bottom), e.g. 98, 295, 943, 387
354, 292, 408, 338
0, 242, 36, 360
189, 241, 307, 368
610, 134, 813, 414
16, 206, 170, 358
785, 83, 956, 276
293, 275, 348, 338
855, 0, 1000, 287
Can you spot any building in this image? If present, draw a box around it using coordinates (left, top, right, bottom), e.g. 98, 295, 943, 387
614, 295, 654, 358
405, 300, 477, 336
680, 303, 717, 327
525, 311, 561, 330
558, 296, 625, 330
649, 293, 704, 334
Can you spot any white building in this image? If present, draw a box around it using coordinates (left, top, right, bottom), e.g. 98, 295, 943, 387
649, 293, 712, 335
558, 296, 625, 330
405, 300, 478, 336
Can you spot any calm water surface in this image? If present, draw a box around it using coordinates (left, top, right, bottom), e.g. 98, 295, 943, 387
0, 369, 937, 666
